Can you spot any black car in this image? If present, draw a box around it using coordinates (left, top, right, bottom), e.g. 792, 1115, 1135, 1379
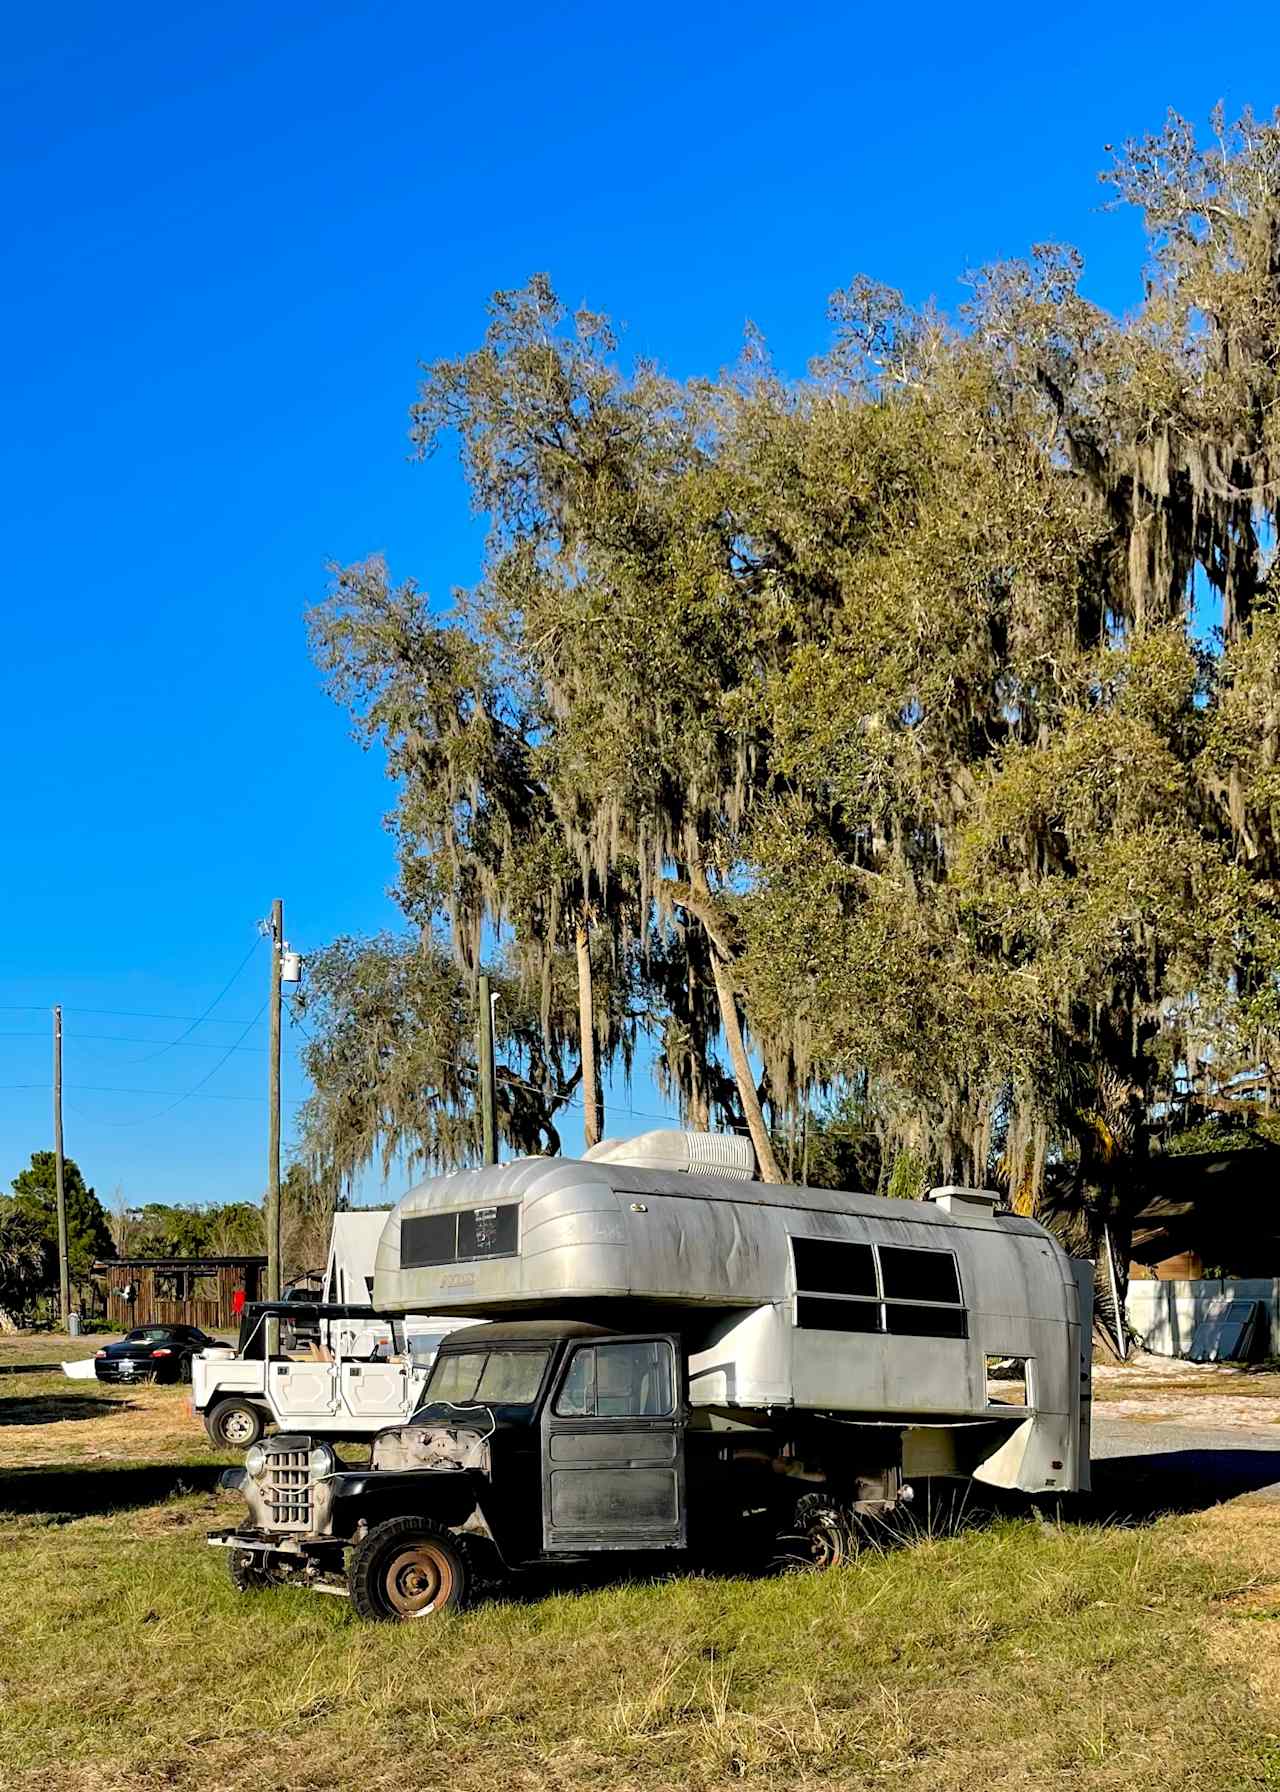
94, 1324, 217, 1384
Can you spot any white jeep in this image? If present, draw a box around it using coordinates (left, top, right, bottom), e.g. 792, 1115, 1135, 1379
192, 1301, 473, 1448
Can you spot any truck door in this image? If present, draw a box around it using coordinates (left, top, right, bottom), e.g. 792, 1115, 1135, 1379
541, 1335, 686, 1553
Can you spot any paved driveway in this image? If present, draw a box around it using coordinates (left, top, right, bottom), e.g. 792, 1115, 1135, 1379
1091, 1412, 1280, 1509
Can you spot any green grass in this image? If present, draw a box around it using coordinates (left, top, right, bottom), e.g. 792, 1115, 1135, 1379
2, 1363, 1280, 1791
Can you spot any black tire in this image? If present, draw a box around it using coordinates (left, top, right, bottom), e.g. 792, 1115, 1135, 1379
228, 1548, 281, 1593
348, 1517, 469, 1622
775, 1494, 855, 1572
205, 1399, 265, 1449
179, 1354, 193, 1384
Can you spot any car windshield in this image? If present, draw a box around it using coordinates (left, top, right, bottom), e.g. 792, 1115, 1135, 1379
424, 1347, 550, 1407
124, 1328, 177, 1344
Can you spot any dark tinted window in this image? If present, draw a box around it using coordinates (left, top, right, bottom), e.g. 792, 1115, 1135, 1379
878, 1246, 961, 1305
796, 1296, 882, 1334
401, 1211, 460, 1268
402, 1204, 519, 1268
884, 1303, 967, 1339
791, 1237, 876, 1297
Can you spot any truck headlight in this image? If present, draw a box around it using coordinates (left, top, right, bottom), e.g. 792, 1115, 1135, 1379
244, 1445, 267, 1478
309, 1443, 336, 1477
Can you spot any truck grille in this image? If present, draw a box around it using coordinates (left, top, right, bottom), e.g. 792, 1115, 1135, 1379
262, 1442, 312, 1530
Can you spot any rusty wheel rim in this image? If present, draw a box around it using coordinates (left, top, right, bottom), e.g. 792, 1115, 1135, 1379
806, 1516, 847, 1571
385, 1543, 453, 1617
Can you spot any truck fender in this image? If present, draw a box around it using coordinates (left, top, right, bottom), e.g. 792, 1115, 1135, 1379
329, 1469, 482, 1532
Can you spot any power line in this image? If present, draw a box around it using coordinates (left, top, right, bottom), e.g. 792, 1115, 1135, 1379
0, 1079, 308, 1106
52, 1001, 272, 1130
0, 1029, 266, 1052
0, 1004, 264, 1025
285, 999, 314, 1042
127, 938, 262, 1063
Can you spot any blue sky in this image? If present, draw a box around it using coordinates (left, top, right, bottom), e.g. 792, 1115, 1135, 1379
0, 1, 1271, 1208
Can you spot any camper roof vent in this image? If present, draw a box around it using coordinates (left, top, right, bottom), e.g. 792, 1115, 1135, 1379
926, 1186, 1003, 1217
582, 1130, 755, 1181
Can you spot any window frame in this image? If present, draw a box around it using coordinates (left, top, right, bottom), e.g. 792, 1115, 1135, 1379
789, 1235, 967, 1340
552, 1337, 679, 1421
423, 1344, 552, 1408
401, 1203, 520, 1270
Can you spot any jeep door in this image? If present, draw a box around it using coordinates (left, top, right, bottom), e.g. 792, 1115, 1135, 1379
541, 1335, 686, 1552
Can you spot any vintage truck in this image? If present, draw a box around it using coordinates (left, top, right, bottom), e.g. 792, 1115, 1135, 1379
209, 1133, 1092, 1618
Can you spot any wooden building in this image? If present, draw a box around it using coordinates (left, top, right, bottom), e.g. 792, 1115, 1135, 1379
93, 1255, 266, 1331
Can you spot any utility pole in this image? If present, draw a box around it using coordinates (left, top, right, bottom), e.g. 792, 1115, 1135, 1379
478, 973, 498, 1166
267, 899, 283, 1300
52, 1005, 70, 1325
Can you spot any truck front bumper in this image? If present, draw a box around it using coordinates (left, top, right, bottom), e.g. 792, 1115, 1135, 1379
208, 1527, 307, 1554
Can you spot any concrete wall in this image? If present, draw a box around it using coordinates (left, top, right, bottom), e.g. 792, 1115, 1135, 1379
1125, 1277, 1280, 1358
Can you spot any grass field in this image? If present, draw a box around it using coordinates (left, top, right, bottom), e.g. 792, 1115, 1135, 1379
2, 1358, 1280, 1791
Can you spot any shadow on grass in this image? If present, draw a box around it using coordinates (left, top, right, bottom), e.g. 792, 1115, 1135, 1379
459, 1448, 1280, 1611
0, 1390, 120, 1427
2, 1443, 1276, 1564
0, 1460, 228, 1521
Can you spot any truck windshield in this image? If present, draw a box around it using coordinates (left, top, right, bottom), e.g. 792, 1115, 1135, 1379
425, 1348, 549, 1407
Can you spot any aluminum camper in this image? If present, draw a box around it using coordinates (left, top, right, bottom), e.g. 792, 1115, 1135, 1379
210, 1135, 1092, 1619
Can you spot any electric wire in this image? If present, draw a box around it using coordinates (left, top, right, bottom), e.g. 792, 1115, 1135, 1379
55, 1000, 272, 1130
0, 1030, 264, 1052
126, 937, 263, 1063
0, 1004, 263, 1025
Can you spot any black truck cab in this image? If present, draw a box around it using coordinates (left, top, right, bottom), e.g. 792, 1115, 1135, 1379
210, 1320, 698, 1619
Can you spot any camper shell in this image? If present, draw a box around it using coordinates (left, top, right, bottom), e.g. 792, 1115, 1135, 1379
210, 1140, 1092, 1620
372, 1152, 1091, 1495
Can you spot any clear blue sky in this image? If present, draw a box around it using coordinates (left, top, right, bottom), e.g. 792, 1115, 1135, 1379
0, 1, 1270, 1208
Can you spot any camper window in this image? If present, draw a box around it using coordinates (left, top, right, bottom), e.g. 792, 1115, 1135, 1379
880, 1246, 966, 1338
791, 1238, 967, 1339
878, 1246, 961, 1305
791, 1238, 876, 1298
555, 1340, 676, 1419
402, 1204, 520, 1268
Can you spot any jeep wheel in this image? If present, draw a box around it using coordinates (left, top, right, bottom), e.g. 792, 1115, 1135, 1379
348, 1517, 468, 1622
205, 1399, 265, 1449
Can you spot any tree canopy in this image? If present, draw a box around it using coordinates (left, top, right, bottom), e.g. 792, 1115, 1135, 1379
305, 108, 1280, 1268
9, 1151, 113, 1287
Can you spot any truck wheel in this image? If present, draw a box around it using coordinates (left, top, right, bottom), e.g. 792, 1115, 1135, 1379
348, 1517, 468, 1622
205, 1400, 265, 1449
779, 1494, 854, 1571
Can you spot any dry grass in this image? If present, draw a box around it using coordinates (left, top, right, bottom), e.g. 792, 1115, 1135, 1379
2, 1359, 1280, 1791
0, 1373, 210, 1470
0, 1329, 108, 1368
